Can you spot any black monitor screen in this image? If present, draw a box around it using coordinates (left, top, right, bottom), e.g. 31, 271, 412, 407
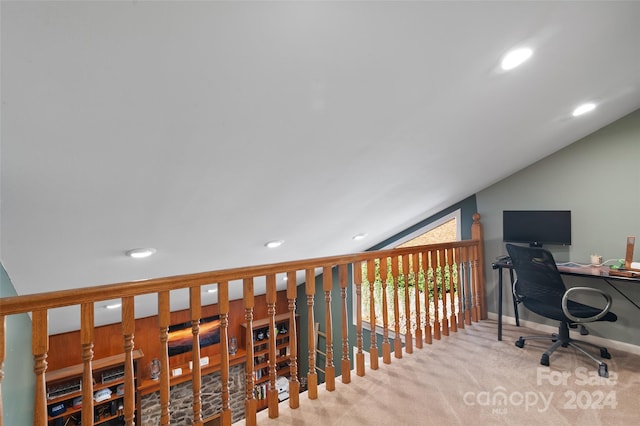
502, 210, 571, 247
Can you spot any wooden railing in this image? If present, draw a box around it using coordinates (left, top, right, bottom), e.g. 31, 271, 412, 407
0, 214, 485, 426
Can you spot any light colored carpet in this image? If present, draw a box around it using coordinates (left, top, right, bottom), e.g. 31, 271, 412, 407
235, 320, 640, 425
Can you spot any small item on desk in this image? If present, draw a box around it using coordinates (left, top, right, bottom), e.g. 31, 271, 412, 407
609, 267, 640, 278
590, 254, 603, 265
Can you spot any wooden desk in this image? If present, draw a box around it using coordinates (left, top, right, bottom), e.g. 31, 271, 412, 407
492, 261, 640, 341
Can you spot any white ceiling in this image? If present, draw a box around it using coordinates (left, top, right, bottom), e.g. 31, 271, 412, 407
2, 1, 640, 334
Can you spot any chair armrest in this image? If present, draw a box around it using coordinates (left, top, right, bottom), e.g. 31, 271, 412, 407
512, 279, 525, 303
561, 287, 612, 323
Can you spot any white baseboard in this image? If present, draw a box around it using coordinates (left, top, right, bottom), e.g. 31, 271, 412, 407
486, 312, 640, 355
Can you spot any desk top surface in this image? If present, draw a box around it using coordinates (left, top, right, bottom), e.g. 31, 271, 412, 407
493, 259, 640, 282
557, 264, 640, 281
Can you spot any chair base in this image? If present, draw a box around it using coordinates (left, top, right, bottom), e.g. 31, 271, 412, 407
515, 321, 611, 378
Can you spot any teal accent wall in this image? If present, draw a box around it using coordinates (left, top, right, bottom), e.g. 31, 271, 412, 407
477, 108, 640, 346
1, 263, 34, 425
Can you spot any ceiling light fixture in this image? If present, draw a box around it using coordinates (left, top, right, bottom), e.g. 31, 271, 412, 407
105, 303, 122, 310
207, 288, 217, 293
572, 103, 596, 117
264, 240, 284, 249
501, 47, 533, 71
352, 233, 368, 241
125, 248, 157, 259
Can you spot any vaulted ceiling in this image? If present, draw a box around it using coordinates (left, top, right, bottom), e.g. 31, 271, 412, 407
2, 1, 640, 334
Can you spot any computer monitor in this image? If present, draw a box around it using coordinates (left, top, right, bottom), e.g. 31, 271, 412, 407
502, 210, 571, 247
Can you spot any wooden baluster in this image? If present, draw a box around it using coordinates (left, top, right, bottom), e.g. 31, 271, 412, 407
323, 266, 336, 390
219, 281, 233, 426
266, 274, 279, 418
412, 252, 423, 349
462, 246, 473, 326
286, 271, 300, 408
338, 264, 351, 383
391, 256, 402, 358
158, 291, 171, 425
80, 303, 95, 426
379, 259, 391, 364
32, 309, 48, 425
0, 314, 4, 424
448, 249, 458, 332
430, 251, 441, 340
401, 256, 413, 354
446, 250, 455, 334
440, 249, 450, 337
421, 251, 432, 344
455, 248, 466, 330
366, 259, 379, 369
306, 268, 318, 399
471, 245, 481, 322
354, 262, 365, 377
122, 296, 136, 425
190, 287, 203, 425
244, 278, 257, 426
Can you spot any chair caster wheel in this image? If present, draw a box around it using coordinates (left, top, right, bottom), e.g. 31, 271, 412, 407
540, 354, 550, 366
515, 338, 525, 348
598, 364, 609, 378
580, 325, 589, 335
601, 348, 611, 359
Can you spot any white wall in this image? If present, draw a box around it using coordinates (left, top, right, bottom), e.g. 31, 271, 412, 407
477, 108, 640, 346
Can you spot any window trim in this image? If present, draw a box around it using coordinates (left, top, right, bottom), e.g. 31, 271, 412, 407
353, 209, 461, 335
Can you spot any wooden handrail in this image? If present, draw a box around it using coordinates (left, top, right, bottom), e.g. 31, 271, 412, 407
0, 215, 485, 426
0, 240, 480, 316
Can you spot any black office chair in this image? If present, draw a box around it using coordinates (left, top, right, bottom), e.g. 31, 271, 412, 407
506, 243, 617, 377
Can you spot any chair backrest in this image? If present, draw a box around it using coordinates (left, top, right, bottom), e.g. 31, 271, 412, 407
506, 243, 567, 310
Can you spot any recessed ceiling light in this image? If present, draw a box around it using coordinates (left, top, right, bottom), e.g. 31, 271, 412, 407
125, 248, 157, 259
501, 47, 533, 71
352, 233, 368, 241
264, 240, 284, 248
572, 103, 596, 117
105, 303, 122, 310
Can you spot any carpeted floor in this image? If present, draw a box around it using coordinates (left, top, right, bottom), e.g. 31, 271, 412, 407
235, 320, 640, 425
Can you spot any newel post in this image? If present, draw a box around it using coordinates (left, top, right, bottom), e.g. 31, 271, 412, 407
471, 213, 487, 319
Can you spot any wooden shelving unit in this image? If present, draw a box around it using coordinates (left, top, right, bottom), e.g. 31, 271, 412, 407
45, 350, 143, 426
241, 313, 298, 412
